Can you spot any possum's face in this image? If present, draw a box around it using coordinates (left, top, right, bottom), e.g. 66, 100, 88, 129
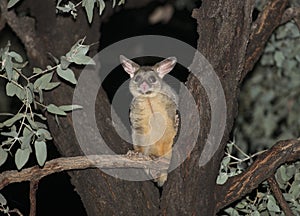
120, 55, 177, 98
129, 67, 162, 97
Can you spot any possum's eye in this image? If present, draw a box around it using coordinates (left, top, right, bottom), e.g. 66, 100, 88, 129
134, 75, 141, 82
148, 75, 157, 83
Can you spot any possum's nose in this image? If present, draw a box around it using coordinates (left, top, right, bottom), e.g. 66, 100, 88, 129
140, 81, 150, 93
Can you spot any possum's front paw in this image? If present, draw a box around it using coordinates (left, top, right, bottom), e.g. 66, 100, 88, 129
154, 173, 168, 187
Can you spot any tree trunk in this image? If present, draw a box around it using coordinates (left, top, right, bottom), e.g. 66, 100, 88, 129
5, 0, 290, 215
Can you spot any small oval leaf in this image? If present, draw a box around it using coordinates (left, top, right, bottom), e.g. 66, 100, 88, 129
15, 148, 31, 170
0, 193, 7, 206
56, 66, 77, 85
34, 140, 47, 166
1, 113, 23, 128
7, 0, 21, 8
0, 148, 8, 167
47, 104, 67, 116
59, 104, 83, 112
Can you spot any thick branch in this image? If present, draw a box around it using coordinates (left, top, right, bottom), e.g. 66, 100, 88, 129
242, 0, 289, 81
0, 154, 167, 190
267, 175, 294, 216
215, 139, 300, 211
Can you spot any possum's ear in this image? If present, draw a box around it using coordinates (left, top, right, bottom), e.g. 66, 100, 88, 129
154, 57, 177, 78
120, 55, 140, 78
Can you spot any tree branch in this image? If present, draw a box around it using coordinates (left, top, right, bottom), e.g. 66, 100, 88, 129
215, 138, 300, 211
29, 181, 39, 216
241, 0, 289, 81
0, 153, 168, 190
281, 6, 300, 30
267, 175, 294, 216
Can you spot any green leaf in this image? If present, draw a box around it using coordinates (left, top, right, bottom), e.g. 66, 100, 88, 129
274, 51, 285, 68
83, 0, 95, 23
34, 113, 47, 121
9, 51, 23, 63
19, 134, 33, 149
216, 172, 228, 185
221, 156, 231, 167
290, 180, 300, 198
98, 0, 105, 15
33, 72, 54, 90
36, 128, 52, 140
34, 140, 47, 166
60, 56, 71, 70
56, 65, 77, 84
4, 56, 13, 80
15, 148, 31, 170
75, 44, 90, 56
71, 55, 95, 65
6, 82, 23, 97
26, 115, 38, 130
23, 125, 33, 136
37, 88, 43, 103
59, 104, 83, 112
65, 39, 90, 60
224, 207, 239, 216
267, 195, 281, 212
118, 0, 125, 5
0, 193, 7, 206
1, 130, 18, 138
46, 104, 67, 116
25, 86, 34, 104
0, 147, 8, 167
44, 82, 60, 91
35, 122, 48, 129
0, 113, 23, 128
33, 67, 43, 74
7, 0, 21, 8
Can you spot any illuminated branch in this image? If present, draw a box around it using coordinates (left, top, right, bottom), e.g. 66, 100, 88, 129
216, 139, 300, 211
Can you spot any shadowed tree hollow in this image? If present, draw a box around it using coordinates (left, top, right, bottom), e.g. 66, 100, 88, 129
0, 0, 300, 215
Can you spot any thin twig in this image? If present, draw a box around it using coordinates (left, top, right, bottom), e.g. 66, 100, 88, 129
267, 175, 294, 216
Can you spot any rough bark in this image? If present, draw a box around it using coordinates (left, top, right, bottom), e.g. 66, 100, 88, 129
1, 0, 297, 215
7, 0, 159, 215
160, 1, 255, 215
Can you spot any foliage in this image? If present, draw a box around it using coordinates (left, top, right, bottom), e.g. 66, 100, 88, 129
0, 38, 93, 170
217, 1, 300, 211
217, 141, 300, 215
7, 0, 125, 23
56, 0, 125, 23
218, 2, 300, 213
235, 21, 300, 153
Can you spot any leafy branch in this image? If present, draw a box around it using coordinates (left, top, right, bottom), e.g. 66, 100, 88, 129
216, 138, 300, 215
55, 0, 126, 23
0, 38, 93, 171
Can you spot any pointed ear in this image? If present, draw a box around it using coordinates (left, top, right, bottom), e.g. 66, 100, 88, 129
154, 57, 177, 78
120, 55, 140, 78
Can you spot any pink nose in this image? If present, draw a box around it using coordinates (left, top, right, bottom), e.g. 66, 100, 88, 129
140, 81, 149, 93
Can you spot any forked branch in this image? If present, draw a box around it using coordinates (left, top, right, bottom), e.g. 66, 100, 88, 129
215, 139, 300, 211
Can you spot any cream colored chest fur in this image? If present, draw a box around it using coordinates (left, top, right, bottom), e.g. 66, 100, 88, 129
130, 93, 177, 157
